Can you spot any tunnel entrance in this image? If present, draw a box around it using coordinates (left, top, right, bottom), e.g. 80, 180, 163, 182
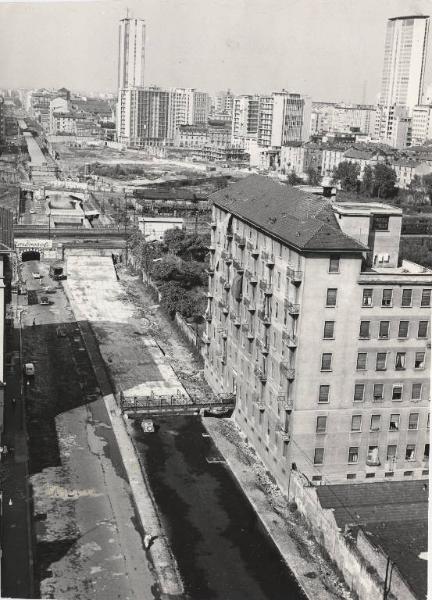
21, 250, 41, 262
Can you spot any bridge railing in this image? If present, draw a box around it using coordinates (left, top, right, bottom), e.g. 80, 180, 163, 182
119, 390, 236, 412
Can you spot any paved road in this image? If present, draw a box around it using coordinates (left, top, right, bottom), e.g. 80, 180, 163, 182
132, 416, 306, 600
14, 260, 157, 600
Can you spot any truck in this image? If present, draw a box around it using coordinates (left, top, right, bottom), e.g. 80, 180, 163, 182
49, 262, 67, 281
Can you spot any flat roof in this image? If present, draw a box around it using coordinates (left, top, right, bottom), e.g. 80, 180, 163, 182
332, 202, 403, 217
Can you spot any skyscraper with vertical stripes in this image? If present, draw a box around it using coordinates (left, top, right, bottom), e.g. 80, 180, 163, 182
117, 16, 146, 90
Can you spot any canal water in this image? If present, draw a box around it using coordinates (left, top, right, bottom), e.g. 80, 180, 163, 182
131, 415, 306, 600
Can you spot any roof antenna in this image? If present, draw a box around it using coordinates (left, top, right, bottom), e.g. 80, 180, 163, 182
126, 7, 130, 18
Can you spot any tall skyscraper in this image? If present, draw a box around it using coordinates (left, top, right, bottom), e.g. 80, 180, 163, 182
379, 15, 429, 111
118, 16, 146, 89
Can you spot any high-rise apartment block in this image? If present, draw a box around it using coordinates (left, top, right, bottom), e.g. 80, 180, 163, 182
203, 175, 430, 491
376, 15, 430, 147
116, 87, 169, 147
311, 103, 377, 136
257, 92, 311, 148
167, 88, 210, 141
118, 16, 146, 89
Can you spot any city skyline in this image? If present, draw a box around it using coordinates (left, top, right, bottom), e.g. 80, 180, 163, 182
0, 0, 432, 104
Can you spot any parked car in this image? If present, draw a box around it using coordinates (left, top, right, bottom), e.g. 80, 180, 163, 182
141, 420, 155, 433
32, 272, 42, 279
42, 286, 57, 294
24, 363, 35, 376
39, 296, 50, 305
207, 406, 231, 417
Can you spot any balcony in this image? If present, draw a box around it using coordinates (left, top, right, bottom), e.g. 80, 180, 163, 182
234, 233, 246, 248
218, 300, 229, 315
226, 231, 233, 240
218, 329, 228, 340
277, 395, 293, 411
244, 269, 258, 285
205, 266, 215, 277
206, 290, 214, 299
202, 332, 211, 345
208, 245, 216, 253
247, 241, 260, 257
261, 251, 275, 267
257, 337, 270, 355
210, 221, 217, 229
230, 312, 242, 327
282, 331, 297, 348
285, 300, 300, 316
286, 266, 303, 284
280, 362, 295, 379
241, 324, 255, 339
257, 310, 271, 326
254, 366, 267, 382
277, 423, 290, 441
243, 296, 256, 312
232, 259, 244, 273
221, 250, 233, 264
205, 312, 212, 323
259, 280, 273, 295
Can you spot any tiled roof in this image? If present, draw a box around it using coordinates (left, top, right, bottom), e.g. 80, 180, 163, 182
344, 148, 375, 160
210, 175, 366, 253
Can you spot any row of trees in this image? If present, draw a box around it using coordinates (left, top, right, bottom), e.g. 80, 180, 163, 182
129, 227, 210, 321
331, 161, 398, 198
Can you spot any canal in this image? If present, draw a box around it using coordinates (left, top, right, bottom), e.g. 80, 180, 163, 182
131, 415, 306, 600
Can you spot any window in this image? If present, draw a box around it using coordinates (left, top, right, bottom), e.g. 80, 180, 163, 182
389, 414, 400, 431
424, 444, 430, 461
348, 447, 359, 463
415, 352, 425, 369
316, 416, 327, 433
421, 289, 431, 307
362, 289, 373, 307
418, 321, 428, 338
367, 446, 380, 465
323, 321, 335, 339
392, 385, 403, 401
373, 383, 384, 401
329, 257, 340, 273
314, 447, 324, 465
354, 384, 365, 402
321, 353, 332, 371
387, 445, 397, 461
370, 415, 381, 432
379, 321, 390, 339
351, 415, 362, 432
372, 215, 389, 231
401, 289, 412, 307
376, 353, 387, 371
359, 321, 370, 339
412, 383, 422, 401
318, 385, 330, 403
356, 353, 367, 370
326, 288, 337, 307
382, 289, 393, 307
408, 413, 419, 430
395, 352, 406, 370
405, 445, 416, 461
398, 321, 409, 338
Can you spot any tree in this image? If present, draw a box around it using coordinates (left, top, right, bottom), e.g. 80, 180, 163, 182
361, 164, 374, 197
163, 228, 210, 262
422, 173, 432, 203
287, 171, 302, 185
158, 282, 206, 319
306, 167, 321, 186
372, 163, 396, 199
332, 161, 360, 192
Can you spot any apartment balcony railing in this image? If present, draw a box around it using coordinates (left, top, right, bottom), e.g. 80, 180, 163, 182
241, 324, 255, 339
210, 221, 217, 229
257, 309, 271, 326
254, 366, 267, 382
218, 300, 229, 315
208, 244, 216, 253
244, 269, 258, 285
229, 312, 242, 327
261, 251, 275, 267
205, 312, 212, 323
218, 329, 228, 340
257, 337, 270, 355
259, 280, 273, 295
243, 296, 256, 312
280, 362, 295, 379
285, 300, 300, 316
202, 332, 211, 345
205, 266, 215, 276
226, 231, 233, 240
286, 266, 303, 284
277, 395, 293, 411
206, 290, 214, 299
234, 233, 246, 248
232, 259, 244, 273
246, 241, 260, 257
282, 331, 297, 348
221, 250, 233, 264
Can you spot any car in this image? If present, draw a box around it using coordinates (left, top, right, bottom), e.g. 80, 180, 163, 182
207, 406, 231, 417
141, 420, 155, 433
32, 273, 42, 279
24, 363, 35, 376
39, 296, 50, 305
42, 287, 57, 294
29, 209, 35, 214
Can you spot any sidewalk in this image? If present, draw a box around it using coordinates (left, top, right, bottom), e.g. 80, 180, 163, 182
1, 315, 34, 598
204, 417, 353, 600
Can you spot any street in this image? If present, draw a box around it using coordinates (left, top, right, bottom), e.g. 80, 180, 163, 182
3, 259, 157, 599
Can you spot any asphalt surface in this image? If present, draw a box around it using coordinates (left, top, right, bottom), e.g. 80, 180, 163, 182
132, 415, 306, 600
9, 260, 157, 600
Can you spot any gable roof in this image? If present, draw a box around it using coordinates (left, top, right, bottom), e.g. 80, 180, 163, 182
210, 175, 366, 253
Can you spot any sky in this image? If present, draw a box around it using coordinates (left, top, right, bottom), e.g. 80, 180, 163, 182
0, 0, 431, 103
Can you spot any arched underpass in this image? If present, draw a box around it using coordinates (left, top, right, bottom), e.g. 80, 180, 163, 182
21, 250, 41, 262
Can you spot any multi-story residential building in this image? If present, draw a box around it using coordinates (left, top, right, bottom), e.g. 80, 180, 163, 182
321, 146, 346, 177
411, 104, 432, 145
231, 95, 260, 142
116, 87, 169, 147
392, 159, 432, 189
203, 175, 431, 491
118, 15, 146, 89
257, 91, 311, 148
280, 143, 305, 177
175, 124, 231, 148
167, 88, 210, 141
311, 102, 377, 136
0, 96, 5, 145
214, 89, 235, 116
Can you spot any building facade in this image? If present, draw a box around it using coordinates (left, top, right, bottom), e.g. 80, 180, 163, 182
118, 16, 146, 89
411, 104, 432, 145
203, 175, 430, 491
257, 92, 311, 148
116, 87, 169, 147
